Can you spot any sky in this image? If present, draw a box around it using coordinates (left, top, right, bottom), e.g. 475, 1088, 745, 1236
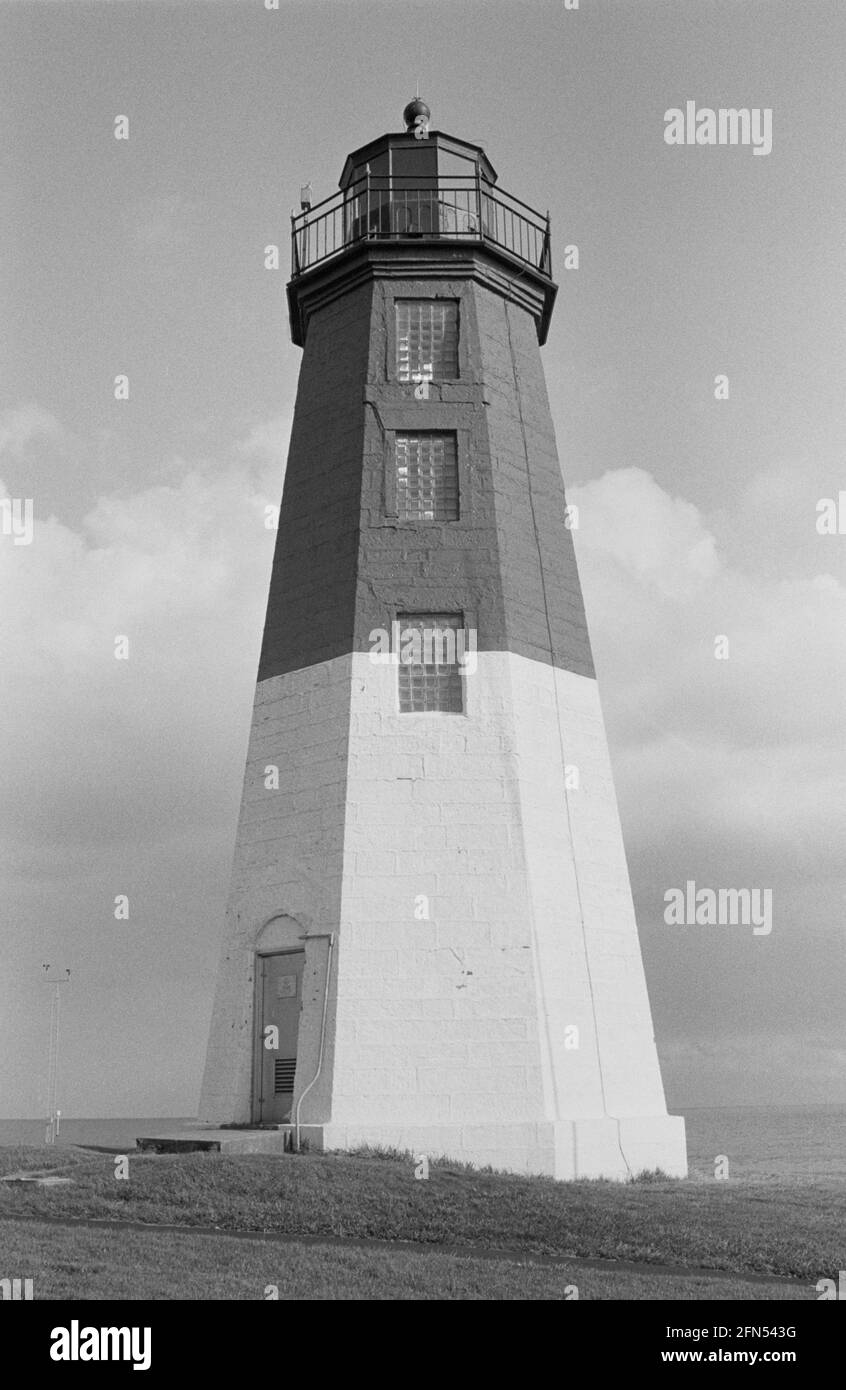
1, 0, 844, 1118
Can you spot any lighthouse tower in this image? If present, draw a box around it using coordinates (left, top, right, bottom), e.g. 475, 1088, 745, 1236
199, 101, 686, 1179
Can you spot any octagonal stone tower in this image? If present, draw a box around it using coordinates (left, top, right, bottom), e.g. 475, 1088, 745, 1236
199, 101, 687, 1179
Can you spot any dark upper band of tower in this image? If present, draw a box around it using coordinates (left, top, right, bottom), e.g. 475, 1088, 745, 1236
259, 105, 591, 687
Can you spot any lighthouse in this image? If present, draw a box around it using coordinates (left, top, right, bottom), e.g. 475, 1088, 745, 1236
199, 101, 687, 1179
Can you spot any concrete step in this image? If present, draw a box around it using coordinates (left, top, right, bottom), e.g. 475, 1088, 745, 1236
135, 1127, 293, 1155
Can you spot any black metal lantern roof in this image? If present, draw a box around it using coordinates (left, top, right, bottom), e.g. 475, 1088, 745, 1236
339, 129, 498, 190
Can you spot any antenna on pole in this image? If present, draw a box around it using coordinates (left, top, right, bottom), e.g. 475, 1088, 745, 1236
41, 965, 71, 1145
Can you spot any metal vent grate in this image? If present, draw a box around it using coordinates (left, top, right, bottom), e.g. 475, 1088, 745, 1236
396, 433, 459, 522
396, 300, 458, 383
397, 613, 465, 714
274, 1058, 297, 1094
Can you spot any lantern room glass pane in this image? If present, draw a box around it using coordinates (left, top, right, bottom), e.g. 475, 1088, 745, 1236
390, 142, 438, 234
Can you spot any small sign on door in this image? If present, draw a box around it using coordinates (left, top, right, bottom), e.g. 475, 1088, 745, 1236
276, 975, 297, 998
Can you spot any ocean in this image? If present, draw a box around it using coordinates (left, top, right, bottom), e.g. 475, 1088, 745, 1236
0, 1105, 843, 1181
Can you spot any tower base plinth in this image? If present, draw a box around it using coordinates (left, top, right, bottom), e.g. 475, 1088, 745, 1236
298, 1116, 687, 1180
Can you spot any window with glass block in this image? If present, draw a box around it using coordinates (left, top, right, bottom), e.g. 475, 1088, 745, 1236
396, 300, 458, 383
395, 432, 459, 522
397, 613, 465, 713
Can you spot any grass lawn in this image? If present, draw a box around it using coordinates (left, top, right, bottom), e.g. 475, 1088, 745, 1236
0, 1145, 840, 1299
0, 1218, 814, 1300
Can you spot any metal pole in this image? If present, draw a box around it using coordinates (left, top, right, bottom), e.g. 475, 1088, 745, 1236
44, 988, 55, 1144
53, 983, 61, 1141
41, 967, 70, 1145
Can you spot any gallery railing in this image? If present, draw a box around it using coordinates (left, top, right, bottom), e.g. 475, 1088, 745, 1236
290, 173, 552, 279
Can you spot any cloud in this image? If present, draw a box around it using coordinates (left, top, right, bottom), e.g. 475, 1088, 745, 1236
0, 404, 61, 461
570, 468, 846, 1101
571, 465, 846, 875
573, 467, 720, 595
572, 465, 846, 791
238, 413, 293, 462
0, 416, 290, 858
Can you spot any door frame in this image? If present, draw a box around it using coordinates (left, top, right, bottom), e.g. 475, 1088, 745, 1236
251, 948, 304, 1125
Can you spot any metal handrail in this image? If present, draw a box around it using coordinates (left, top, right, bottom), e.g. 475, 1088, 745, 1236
290, 172, 552, 280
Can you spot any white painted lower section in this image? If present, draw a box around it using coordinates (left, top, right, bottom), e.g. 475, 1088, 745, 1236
199, 659, 352, 1125
200, 648, 686, 1179
304, 1116, 686, 1180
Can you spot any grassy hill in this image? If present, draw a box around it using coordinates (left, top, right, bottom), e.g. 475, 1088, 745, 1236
0, 1144, 841, 1300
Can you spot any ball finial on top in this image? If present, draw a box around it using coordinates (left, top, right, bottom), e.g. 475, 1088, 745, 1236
403, 98, 431, 133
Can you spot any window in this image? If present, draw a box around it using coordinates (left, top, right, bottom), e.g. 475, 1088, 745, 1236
395, 432, 458, 521
396, 300, 458, 382
390, 147, 438, 235
397, 614, 464, 714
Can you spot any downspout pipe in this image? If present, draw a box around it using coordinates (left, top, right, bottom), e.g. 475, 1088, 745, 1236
293, 932, 335, 1153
